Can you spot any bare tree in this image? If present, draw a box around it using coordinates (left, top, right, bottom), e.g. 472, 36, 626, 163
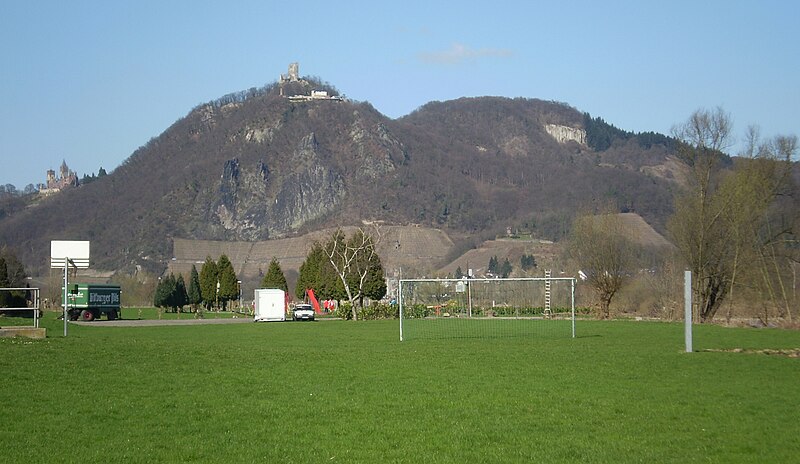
324, 227, 384, 320
568, 212, 637, 319
670, 108, 797, 323
724, 131, 797, 323
668, 107, 734, 322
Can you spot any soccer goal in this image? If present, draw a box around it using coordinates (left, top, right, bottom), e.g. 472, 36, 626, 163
399, 277, 576, 341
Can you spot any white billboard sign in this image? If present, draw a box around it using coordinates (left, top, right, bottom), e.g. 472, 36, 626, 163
50, 240, 90, 269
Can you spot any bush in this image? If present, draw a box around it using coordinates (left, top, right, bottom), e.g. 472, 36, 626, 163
401, 304, 432, 319
334, 302, 399, 320
333, 303, 353, 320
359, 302, 398, 320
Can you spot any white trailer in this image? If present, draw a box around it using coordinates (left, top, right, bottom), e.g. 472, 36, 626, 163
254, 288, 286, 322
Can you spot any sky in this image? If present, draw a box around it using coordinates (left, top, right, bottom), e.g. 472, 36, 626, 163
2, 0, 799, 189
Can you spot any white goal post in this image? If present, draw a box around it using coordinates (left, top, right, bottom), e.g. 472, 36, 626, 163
399, 277, 576, 341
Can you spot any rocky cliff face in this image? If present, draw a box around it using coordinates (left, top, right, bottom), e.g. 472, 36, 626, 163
544, 124, 587, 145
270, 133, 345, 233
349, 114, 405, 180
209, 133, 346, 240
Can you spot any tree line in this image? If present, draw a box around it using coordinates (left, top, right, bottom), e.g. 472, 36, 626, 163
154, 228, 388, 321
583, 112, 676, 152
451, 253, 537, 280
569, 108, 798, 323
154, 254, 240, 313
255, 228, 388, 320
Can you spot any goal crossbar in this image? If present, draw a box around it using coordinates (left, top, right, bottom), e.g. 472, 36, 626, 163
399, 277, 576, 341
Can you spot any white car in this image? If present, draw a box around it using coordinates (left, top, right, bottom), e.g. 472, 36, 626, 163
293, 304, 315, 321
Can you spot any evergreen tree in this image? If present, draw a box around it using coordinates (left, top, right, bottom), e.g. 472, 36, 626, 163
295, 246, 318, 300
0, 258, 8, 307
0, 245, 29, 308
455, 266, 463, 279
520, 254, 537, 271
199, 256, 218, 310
174, 274, 188, 312
488, 255, 498, 274
362, 260, 387, 302
0, 257, 8, 287
500, 258, 513, 278
583, 112, 633, 151
154, 274, 175, 310
153, 278, 163, 308
0, 251, 26, 287
163, 274, 178, 311
217, 254, 238, 310
187, 265, 202, 311
296, 242, 342, 301
262, 258, 288, 292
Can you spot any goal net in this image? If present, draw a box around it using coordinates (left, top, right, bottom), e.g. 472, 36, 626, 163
399, 277, 576, 341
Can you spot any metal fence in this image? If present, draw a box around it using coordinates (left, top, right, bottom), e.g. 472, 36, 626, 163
0, 288, 41, 328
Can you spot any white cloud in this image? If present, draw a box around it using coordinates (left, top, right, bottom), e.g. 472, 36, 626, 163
417, 42, 513, 65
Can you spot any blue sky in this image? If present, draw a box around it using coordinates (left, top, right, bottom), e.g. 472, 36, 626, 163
2, 0, 799, 189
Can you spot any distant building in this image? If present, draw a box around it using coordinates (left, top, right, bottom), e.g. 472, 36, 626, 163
279, 62, 344, 102
280, 62, 300, 83
39, 160, 78, 195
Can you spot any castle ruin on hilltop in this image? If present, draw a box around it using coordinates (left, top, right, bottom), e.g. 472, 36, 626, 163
38, 160, 78, 196
279, 62, 343, 102
280, 62, 300, 83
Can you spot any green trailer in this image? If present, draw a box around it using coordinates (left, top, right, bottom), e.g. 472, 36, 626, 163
65, 283, 121, 321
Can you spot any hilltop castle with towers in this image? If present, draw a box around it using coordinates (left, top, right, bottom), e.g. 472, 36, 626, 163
38, 160, 78, 195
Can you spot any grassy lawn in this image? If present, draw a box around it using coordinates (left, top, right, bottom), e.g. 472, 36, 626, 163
117, 307, 242, 320
1, 314, 799, 463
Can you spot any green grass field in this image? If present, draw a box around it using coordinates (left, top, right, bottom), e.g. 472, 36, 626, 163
1, 313, 799, 463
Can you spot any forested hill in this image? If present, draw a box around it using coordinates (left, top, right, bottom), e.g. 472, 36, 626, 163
0, 79, 682, 275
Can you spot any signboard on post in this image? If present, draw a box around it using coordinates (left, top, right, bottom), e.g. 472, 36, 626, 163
51, 241, 90, 337
50, 241, 90, 269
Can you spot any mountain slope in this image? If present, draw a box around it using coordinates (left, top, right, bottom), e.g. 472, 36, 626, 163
0, 82, 679, 275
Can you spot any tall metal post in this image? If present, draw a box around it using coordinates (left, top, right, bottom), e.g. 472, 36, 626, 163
467, 279, 473, 318
571, 278, 576, 338
398, 280, 404, 341
34, 288, 39, 329
63, 257, 69, 337
684, 270, 692, 353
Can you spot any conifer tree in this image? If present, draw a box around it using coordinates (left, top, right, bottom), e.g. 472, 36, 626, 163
155, 274, 177, 311
217, 254, 238, 310
296, 242, 341, 300
153, 275, 166, 309
261, 258, 288, 292
362, 260, 387, 303
174, 274, 188, 312
488, 256, 498, 274
199, 256, 218, 310
500, 258, 513, 278
187, 265, 202, 311
0, 258, 8, 307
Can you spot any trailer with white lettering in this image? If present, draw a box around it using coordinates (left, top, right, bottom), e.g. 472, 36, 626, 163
64, 283, 121, 321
